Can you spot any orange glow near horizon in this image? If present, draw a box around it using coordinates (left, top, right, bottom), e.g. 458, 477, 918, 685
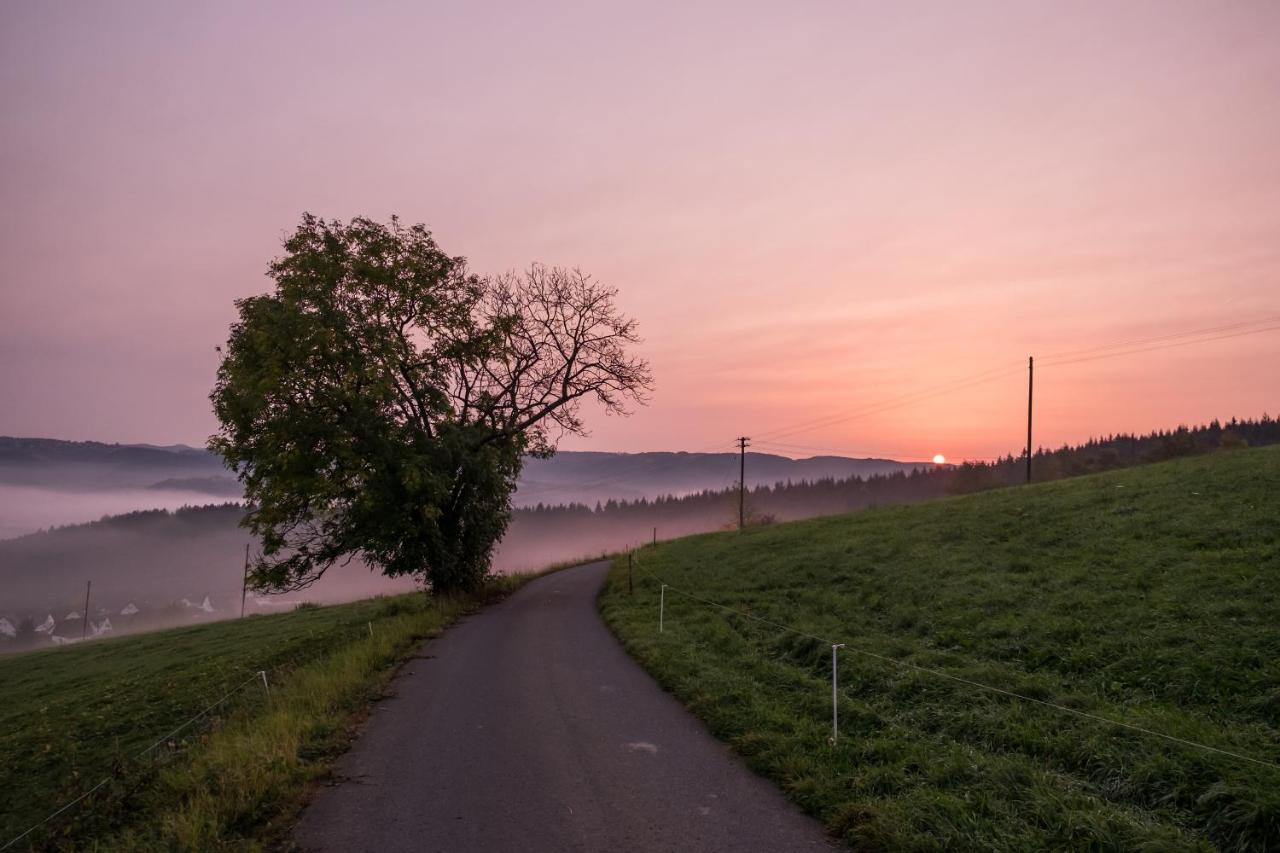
1, 3, 1278, 462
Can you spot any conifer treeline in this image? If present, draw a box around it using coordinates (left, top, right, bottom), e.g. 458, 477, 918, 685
502, 415, 1279, 549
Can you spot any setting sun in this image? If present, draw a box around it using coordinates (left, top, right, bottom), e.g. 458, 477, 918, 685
933, 454, 946, 464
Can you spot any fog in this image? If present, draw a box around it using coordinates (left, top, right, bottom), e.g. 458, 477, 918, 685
0, 440, 926, 652
0, 492, 694, 653
0, 484, 235, 539
0, 504, 419, 651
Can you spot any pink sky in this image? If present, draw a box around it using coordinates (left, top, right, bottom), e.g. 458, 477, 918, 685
2, 1, 1278, 462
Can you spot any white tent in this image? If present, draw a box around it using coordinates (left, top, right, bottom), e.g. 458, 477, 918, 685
35, 614, 55, 634
0, 618, 15, 638
51, 635, 78, 645
120, 603, 139, 616
65, 611, 81, 620
91, 618, 113, 637
198, 596, 214, 613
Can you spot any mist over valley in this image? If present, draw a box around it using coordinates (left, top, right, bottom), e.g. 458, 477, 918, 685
0, 435, 925, 648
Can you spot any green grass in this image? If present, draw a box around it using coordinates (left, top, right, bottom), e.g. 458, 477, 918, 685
0, 571, 544, 851
601, 445, 1280, 851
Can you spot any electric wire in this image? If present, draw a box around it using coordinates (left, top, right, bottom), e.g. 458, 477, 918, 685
753, 362, 1025, 445
1037, 323, 1280, 368
757, 365, 1026, 444
1035, 315, 1280, 363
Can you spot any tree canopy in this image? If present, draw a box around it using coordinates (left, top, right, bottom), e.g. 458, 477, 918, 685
210, 214, 651, 593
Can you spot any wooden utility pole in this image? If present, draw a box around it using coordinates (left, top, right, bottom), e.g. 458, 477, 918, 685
81, 580, 91, 640
1026, 356, 1034, 484
240, 543, 250, 619
737, 436, 751, 529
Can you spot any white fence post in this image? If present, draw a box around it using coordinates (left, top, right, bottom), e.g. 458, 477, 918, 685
831, 644, 845, 743
259, 669, 270, 697
660, 584, 667, 633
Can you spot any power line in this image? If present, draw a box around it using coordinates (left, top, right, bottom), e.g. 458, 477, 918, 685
752, 362, 1024, 444
1038, 323, 1280, 369
1035, 315, 1280, 363
758, 365, 1026, 445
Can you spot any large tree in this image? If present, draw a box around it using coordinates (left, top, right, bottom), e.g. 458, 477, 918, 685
210, 214, 651, 593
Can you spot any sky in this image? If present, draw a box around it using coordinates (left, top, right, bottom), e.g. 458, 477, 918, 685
2, 0, 1278, 463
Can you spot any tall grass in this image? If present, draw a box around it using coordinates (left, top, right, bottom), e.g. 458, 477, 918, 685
103, 594, 473, 851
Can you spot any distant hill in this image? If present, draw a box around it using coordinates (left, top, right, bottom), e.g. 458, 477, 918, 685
0, 437, 227, 490
0, 436, 921, 506
0, 505, 414, 639
514, 451, 922, 507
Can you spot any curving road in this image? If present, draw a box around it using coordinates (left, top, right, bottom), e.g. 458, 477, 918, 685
293, 560, 835, 853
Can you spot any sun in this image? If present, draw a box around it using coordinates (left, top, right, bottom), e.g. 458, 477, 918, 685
932, 454, 946, 464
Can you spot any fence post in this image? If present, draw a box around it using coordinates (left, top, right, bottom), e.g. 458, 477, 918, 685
628, 552, 634, 594
660, 584, 667, 633
259, 670, 270, 697
831, 644, 845, 743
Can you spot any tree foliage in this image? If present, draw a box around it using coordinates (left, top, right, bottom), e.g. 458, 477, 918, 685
210, 214, 650, 592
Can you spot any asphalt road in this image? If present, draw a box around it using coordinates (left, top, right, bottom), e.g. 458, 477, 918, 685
293, 560, 835, 853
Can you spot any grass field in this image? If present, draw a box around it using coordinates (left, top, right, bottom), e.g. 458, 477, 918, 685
600, 446, 1280, 851
0, 573, 538, 851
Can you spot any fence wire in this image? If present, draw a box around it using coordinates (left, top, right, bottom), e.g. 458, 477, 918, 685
634, 554, 1280, 772
2, 616, 390, 852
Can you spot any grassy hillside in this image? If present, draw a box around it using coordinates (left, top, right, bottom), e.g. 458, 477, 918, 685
0, 576, 533, 851
601, 446, 1280, 851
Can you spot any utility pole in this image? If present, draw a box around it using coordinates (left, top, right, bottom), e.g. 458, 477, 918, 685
1026, 356, 1034, 484
737, 436, 750, 529
81, 580, 91, 640
240, 543, 250, 619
